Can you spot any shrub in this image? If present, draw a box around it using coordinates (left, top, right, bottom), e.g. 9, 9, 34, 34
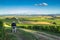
32, 25, 40, 30
0, 19, 5, 40
0, 20, 3, 27
52, 22, 56, 24
20, 26, 26, 28
27, 26, 32, 29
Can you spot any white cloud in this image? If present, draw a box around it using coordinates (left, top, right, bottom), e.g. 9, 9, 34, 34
35, 2, 48, 6
40, 3, 48, 6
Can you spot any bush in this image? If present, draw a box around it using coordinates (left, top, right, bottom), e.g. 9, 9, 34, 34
20, 26, 26, 28
32, 25, 40, 30
0, 20, 3, 27
56, 26, 60, 33
0, 20, 4, 40
52, 22, 56, 24
27, 26, 32, 29
44, 25, 50, 31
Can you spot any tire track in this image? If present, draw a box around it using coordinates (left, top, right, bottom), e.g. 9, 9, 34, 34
20, 28, 60, 40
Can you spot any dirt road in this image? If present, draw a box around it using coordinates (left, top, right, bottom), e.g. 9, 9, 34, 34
7, 28, 60, 40
20, 28, 60, 40
9, 29, 37, 40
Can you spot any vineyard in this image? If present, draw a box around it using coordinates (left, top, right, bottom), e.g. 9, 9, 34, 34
20, 25, 60, 33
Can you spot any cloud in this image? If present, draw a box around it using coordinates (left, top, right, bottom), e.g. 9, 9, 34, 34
40, 3, 48, 6
35, 2, 48, 6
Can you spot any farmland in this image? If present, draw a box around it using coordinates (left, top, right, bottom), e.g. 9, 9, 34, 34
0, 15, 60, 40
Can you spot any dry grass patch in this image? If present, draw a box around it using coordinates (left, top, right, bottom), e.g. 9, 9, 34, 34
30, 22, 51, 24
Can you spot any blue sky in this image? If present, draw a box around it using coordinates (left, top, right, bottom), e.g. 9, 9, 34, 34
0, 0, 60, 15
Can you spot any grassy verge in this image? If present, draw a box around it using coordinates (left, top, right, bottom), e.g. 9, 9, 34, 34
18, 28, 38, 40
28, 28, 60, 37
4, 27, 38, 40
5, 27, 17, 40
39, 30, 60, 37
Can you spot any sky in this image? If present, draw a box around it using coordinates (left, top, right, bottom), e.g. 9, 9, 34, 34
0, 0, 60, 15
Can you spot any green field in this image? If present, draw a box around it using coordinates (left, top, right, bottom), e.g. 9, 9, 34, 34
0, 16, 60, 40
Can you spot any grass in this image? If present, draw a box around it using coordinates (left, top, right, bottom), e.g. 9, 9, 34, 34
18, 28, 38, 40
4, 27, 17, 40
4, 26, 38, 40
39, 30, 60, 37
1, 16, 60, 40
30, 28, 60, 37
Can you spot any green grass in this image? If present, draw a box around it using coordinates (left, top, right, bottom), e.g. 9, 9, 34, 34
4, 27, 17, 40
18, 28, 38, 40
1, 16, 60, 40
39, 30, 60, 37
4, 27, 38, 40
